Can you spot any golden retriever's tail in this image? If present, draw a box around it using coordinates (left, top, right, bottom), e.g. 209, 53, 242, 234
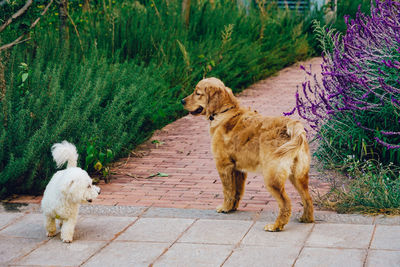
274, 120, 307, 158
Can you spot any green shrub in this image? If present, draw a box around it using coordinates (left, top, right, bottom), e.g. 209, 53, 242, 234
322, 159, 400, 214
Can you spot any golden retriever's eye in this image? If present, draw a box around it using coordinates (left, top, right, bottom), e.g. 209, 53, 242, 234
195, 91, 201, 96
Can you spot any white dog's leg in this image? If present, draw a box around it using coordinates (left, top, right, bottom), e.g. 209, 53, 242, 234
45, 216, 57, 237
60, 211, 78, 243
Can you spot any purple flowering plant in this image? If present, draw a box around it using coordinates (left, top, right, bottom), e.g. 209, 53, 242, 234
287, 0, 400, 166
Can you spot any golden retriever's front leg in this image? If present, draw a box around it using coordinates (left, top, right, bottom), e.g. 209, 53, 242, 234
215, 161, 238, 213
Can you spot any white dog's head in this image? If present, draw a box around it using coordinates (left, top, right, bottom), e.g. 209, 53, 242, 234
61, 168, 100, 204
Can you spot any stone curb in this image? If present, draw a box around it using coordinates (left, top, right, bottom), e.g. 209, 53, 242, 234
2, 203, 399, 225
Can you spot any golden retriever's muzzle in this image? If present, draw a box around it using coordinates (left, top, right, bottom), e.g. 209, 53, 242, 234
189, 106, 204, 115
181, 98, 204, 115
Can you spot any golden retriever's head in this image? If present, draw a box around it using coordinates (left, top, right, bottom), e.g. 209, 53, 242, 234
181, 77, 238, 119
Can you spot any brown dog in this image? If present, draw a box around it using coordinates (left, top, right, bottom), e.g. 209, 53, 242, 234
182, 77, 314, 231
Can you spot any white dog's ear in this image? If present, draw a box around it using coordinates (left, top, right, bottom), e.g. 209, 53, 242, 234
61, 179, 84, 203
61, 180, 74, 196
69, 178, 86, 203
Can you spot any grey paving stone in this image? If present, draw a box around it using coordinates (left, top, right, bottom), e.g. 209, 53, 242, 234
83, 241, 168, 267
75, 215, 136, 241
371, 225, 400, 250
0, 236, 42, 265
79, 205, 146, 217
143, 207, 258, 220
117, 217, 194, 242
242, 222, 313, 247
15, 239, 106, 266
295, 247, 366, 267
313, 212, 375, 225
306, 224, 374, 249
0, 213, 47, 240
154, 243, 233, 267
375, 215, 400, 225
259, 211, 374, 225
223, 246, 301, 267
366, 250, 400, 267
178, 219, 253, 245
0, 213, 23, 230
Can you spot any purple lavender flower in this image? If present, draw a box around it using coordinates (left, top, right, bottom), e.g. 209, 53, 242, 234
288, 0, 400, 160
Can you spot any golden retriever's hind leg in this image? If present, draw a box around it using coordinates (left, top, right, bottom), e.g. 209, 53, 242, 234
215, 162, 237, 213
264, 171, 291, 232
289, 173, 314, 223
232, 170, 247, 211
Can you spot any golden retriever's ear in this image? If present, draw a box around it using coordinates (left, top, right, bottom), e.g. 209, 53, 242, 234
205, 86, 222, 118
205, 85, 236, 119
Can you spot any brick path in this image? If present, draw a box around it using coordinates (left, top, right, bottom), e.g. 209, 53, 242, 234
10, 57, 331, 212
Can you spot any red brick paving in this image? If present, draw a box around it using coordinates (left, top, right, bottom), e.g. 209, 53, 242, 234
9, 57, 331, 212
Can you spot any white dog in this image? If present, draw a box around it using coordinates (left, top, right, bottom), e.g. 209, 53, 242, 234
41, 141, 100, 243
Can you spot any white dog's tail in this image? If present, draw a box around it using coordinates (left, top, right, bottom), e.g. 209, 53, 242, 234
274, 120, 307, 158
51, 141, 78, 169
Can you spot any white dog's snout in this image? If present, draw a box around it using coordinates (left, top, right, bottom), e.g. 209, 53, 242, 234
94, 185, 101, 194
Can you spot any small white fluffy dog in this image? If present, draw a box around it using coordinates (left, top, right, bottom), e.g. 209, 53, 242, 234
41, 141, 100, 243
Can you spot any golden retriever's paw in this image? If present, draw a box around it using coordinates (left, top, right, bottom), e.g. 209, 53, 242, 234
299, 216, 314, 223
216, 205, 233, 213
46, 231, 57, 237
264, 224, 283, 232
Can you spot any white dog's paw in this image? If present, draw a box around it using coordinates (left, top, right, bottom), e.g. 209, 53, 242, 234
62, 238, 73, 243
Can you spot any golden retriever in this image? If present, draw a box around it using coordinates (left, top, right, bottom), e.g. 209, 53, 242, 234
181, 77, 314, 231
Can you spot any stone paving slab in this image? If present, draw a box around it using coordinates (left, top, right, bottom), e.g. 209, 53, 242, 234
224, 246, 302, 267
15, 239, 107, 266
116, 217, 194, 242
0, 213, 47, 240
294, 247, 366, 267
242, 222, 313, 247
83, 242, 168, 267
0, 236, 43, 266
1, 207, 399, 267
177, 219, 253, 245
370, 225, 400, 250
76, 216, 136, 241
366, 250, 400, 267
0, 213, 23, 230
154, 243, 234, 267
305, 224, 375, 249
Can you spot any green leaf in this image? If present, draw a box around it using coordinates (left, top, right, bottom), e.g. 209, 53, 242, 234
85, 154, 94, 169
86, 145, 94, 155
106, 149, 113, 158
99, 152, 105, 163
146, 172, 169, 179
21, 73, 28, 82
